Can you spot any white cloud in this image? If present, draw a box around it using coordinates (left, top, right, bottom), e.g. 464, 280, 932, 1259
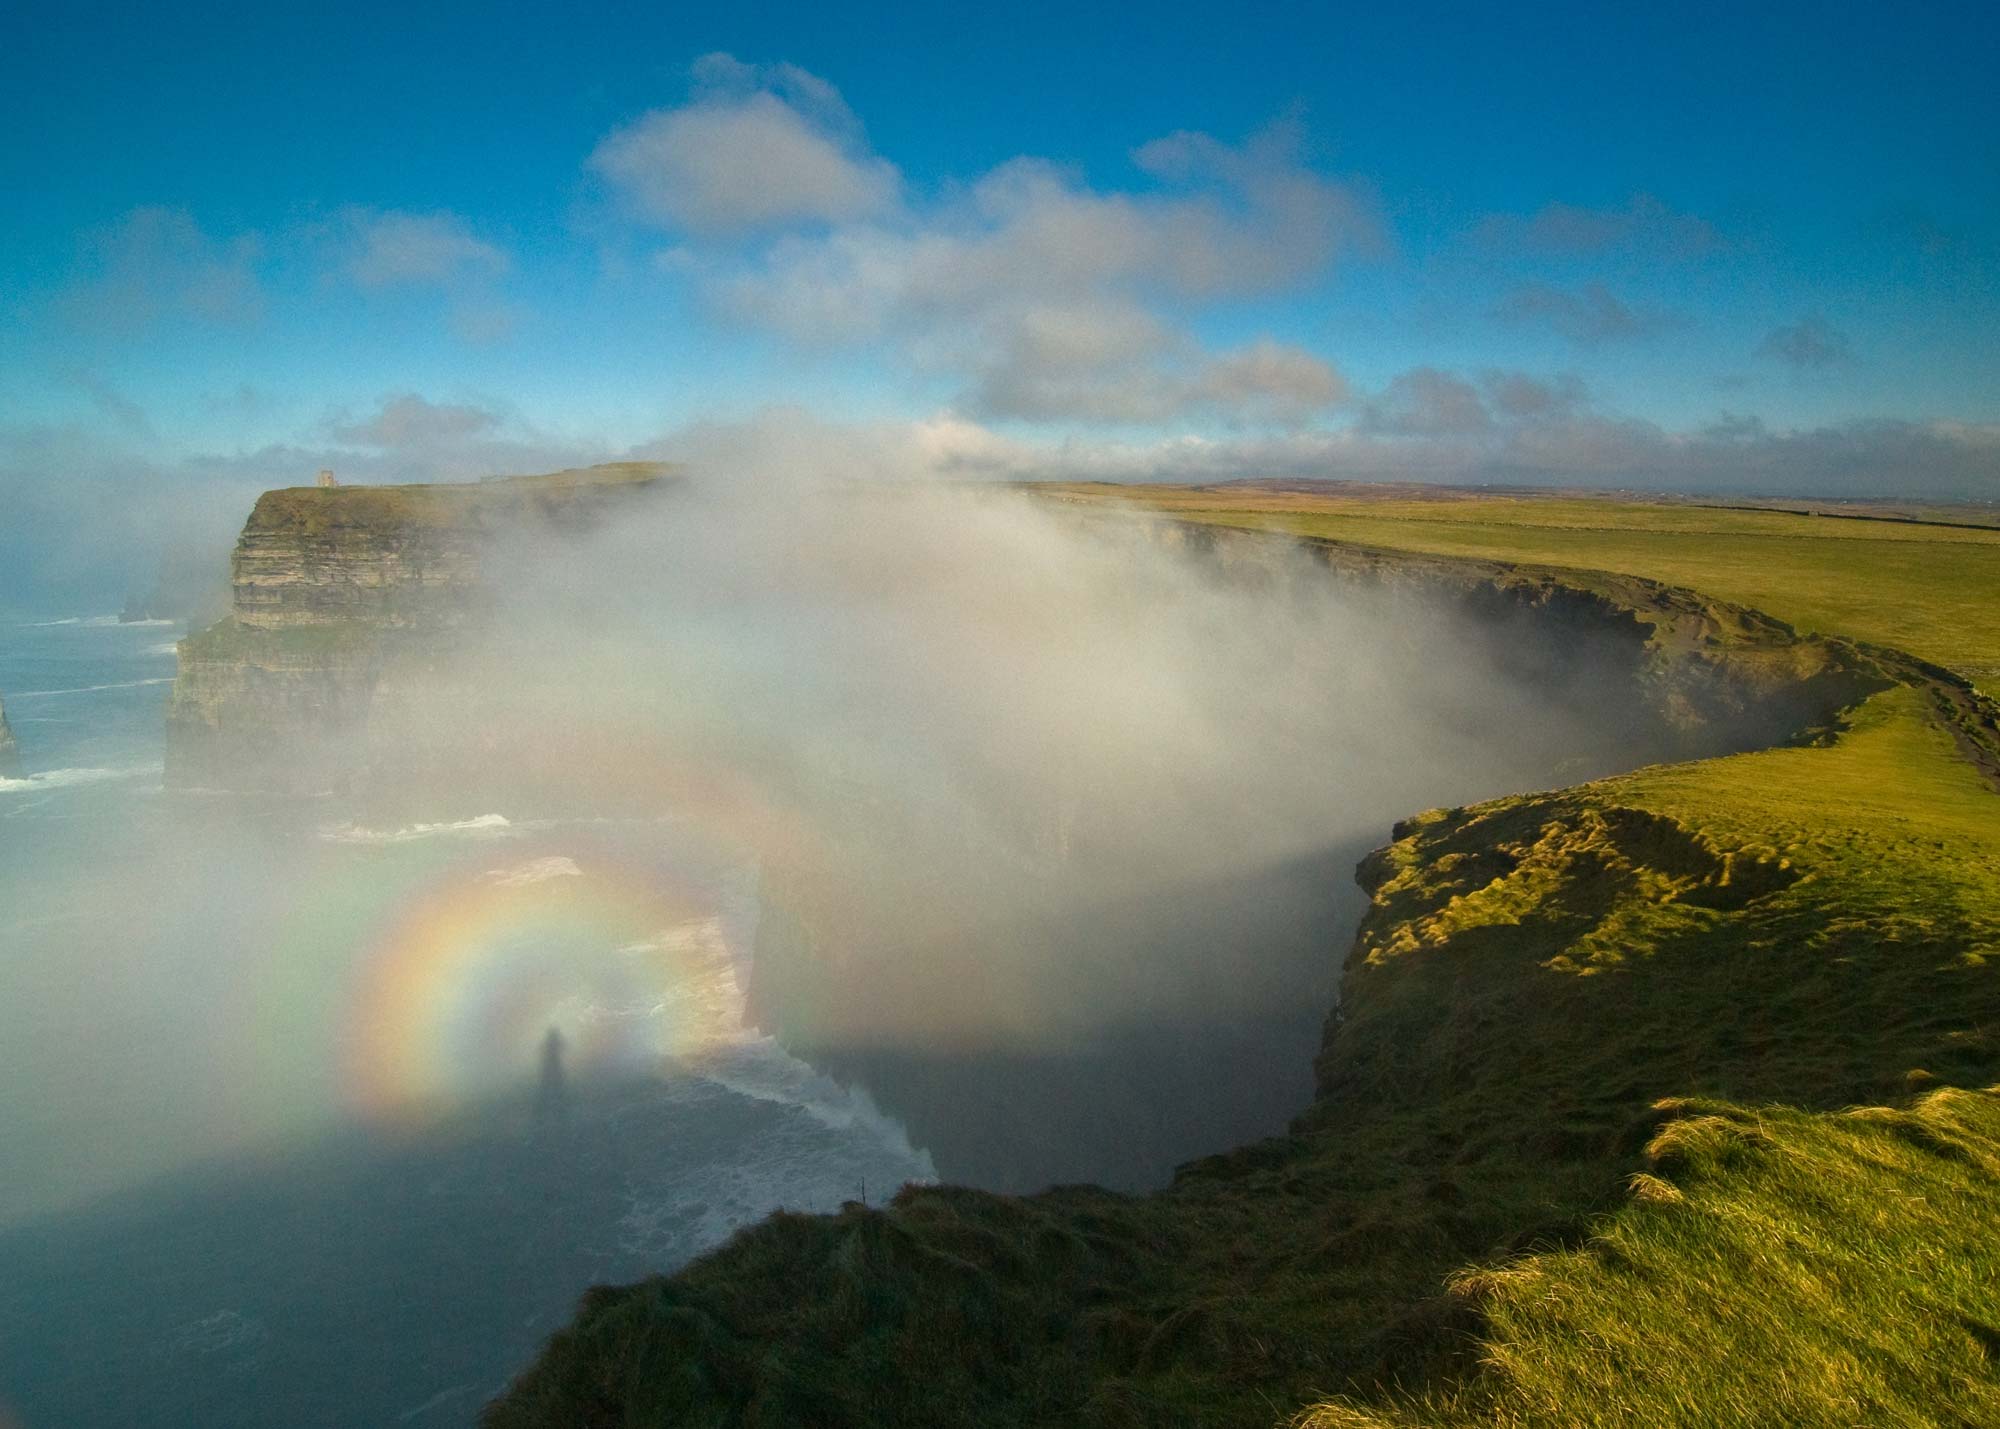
1494, 281, 1679, 344
622, 388, 1994, 502
1187, 340, 1350, 427
612, 84, 1374, 427
1481, 370, 1587, 420
590, 55, 899, 234
1473, 194, 1724, 259
60, 207, 265, 330
1758, 315, 1853, 369
718, 131, 1373, 343
960, 309, 1345, 427
1360, 368, 1492, 437
327, 393, 504, 450
339, 208, 510, 289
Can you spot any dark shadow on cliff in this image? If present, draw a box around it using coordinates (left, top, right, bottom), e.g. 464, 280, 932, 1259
756, 843, 1370, 1193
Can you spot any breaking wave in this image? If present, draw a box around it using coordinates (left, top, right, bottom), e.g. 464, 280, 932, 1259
20, 615, 173, 628
481, 856, 583, 886
320, 814, 519, 844
695, 1036, 936, 1173
0, 765, 161, 794
8, 678, 174, 698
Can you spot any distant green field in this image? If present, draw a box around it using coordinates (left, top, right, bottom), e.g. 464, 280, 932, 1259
1046, 486, 2000, 697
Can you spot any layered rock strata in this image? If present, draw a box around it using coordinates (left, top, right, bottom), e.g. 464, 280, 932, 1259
165, 465, 667, 793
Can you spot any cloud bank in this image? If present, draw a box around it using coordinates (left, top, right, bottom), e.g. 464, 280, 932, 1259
592, 54, 900, 234
597, 60, 1371, 429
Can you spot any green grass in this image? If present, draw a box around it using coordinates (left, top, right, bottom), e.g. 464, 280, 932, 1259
1274, 680, 2000, 1427
487, 496, 2000, 1428
489, 684, 2000, 1426
1301, 1088, 2000, 1429
1044, 485, 2000, 697
251, 461, 674, 536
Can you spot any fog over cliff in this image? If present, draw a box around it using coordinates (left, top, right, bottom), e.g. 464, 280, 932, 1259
0, 447, 1689, 1423
365, 433, 1663, 1184
2, 436, 1662, 1215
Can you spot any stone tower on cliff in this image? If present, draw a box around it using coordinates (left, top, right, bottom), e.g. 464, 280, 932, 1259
316, 469, 339, 488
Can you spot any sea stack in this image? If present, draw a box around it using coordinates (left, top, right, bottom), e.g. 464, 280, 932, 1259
0, 693, 19, 776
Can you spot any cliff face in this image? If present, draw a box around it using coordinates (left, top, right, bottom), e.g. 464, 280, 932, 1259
228, 497, 486, 630
740, 518, 1895, 1192
1141, 518, 1886, 762
485, 543, 2000, 1429
165, 465, 668, 793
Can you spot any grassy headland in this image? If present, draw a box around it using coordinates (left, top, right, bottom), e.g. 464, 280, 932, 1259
248, 460, 674, 537
1042, 483, 2000, 698
487, 485, 2000, 1428
1295, 680, 2000, 1427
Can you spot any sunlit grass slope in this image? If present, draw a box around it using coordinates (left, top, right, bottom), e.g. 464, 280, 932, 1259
1285, 682, 2000, 1426
1302, 1089, 2000, 1429
489, 497, 2000, 1428
1046, 484, 2000, 697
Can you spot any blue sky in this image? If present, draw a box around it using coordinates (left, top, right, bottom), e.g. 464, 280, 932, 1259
4, 0, 1999, 600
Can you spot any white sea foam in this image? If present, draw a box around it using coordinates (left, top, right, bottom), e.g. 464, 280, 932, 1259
22, 615, 171, 628
0, 765, 161, 794
644, 913, 939, 1179
481, 855, 583, 886
585, 909, 938, 1185
148, 642, 181, 656
608, 1073, 937, 1266
319, 813, 517, 844
697, 1037, 936, 1171
8, 678, 174, 698
396, 1383, 477, 1423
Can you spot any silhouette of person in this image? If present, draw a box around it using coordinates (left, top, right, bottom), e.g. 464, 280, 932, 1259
535, 1025, 569, 1126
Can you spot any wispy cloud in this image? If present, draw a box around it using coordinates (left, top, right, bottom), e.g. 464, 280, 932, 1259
1493, 281, 1681, 344
59, 207, 265, 331
1359, 368, 1492, 437
1758, 315, 1853, 369
1474, 193, 1723, 260
325, 393, 505, 449
336, 208, 510, 290
602, 62, 1375, 428
1001, 407, 2000, 499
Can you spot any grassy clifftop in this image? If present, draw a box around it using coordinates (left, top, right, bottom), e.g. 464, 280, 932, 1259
1299, 682, 2000, 1426
1046, 484, 2000, 698
245, 461, 672, 537
487, 492, 2000, 1428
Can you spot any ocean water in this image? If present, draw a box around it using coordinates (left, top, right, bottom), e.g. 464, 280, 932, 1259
0, 617, 934, 1427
